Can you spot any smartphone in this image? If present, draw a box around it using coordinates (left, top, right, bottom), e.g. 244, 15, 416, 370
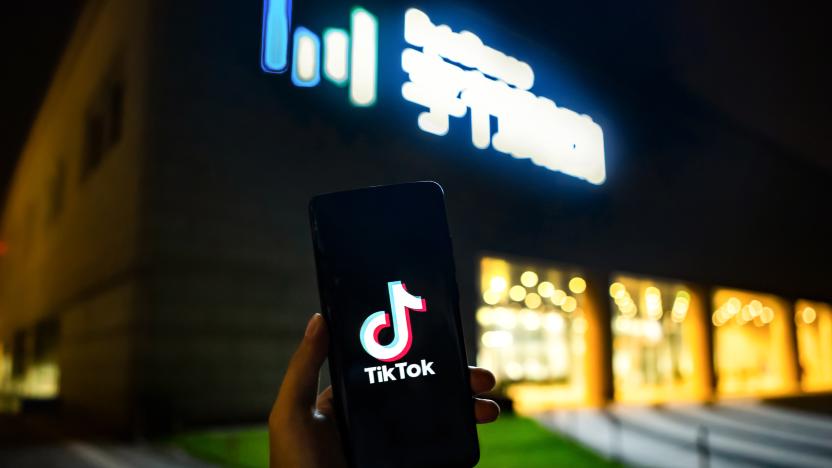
309, 182, 479, 468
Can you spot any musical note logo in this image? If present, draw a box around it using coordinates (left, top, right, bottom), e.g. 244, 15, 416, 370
360, 281, 428, 362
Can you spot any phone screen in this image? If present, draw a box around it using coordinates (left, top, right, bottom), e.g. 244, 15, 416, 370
309, 182, 479, 468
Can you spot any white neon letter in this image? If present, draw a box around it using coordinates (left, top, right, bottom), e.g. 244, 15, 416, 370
323, 28, 349, 86
349, 7, 378, 106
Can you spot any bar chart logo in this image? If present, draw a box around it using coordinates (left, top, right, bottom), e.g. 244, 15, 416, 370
260, 0, 378, 107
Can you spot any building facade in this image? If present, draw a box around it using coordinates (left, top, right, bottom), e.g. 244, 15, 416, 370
1, 0, 830, 433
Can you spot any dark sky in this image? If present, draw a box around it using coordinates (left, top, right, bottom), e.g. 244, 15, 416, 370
0, 1, 83, 204
0, 0, 828, 204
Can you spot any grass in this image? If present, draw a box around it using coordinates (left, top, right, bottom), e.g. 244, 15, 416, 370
173, 415, 621, 467
476, 415, 620, 467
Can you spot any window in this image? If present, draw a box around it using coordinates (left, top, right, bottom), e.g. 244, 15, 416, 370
477, 256, 592, 410
795, 300, 832, 392
712, 289, 798, 396
610, 275, 709, 403
81, 73, 124, 180
83, 108, 105, 178
27, 319, 60, 399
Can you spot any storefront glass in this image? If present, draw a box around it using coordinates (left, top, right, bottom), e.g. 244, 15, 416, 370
712, 289, 797, 396
610, 275, 708, 403
795, 300, 832, 392
477, 256, 591, 410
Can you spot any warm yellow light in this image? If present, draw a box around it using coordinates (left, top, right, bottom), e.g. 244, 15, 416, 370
490, 276, 508, 292
537, 281, 555, 298
483, 289, 501, 305
741, 305, 753, 322
712, 311, 723, 326
509, 285, 527, 302
643, 320, 663, 343
644, 286, 662, 320
671, 293, 690, 322
494, 308, 517, 329
568, 277, 587, 294
573, 316, 588, 334
521, 310, 542, 330
520, 271, 539, 288
645, 286, 661, 302
615, 292, 635, 308
760, 306, 774, 324
621, 303, 637, 318
476, 307, 493, 326
801, 307, 817, 324
551, 289, 566, 306
524, 292, 542, 309
543, 313, 565, 333
482, 330, 513, 348
562, 296, 577, 313
609, 282, 626, 299
749, 300, 763, 317
505, 362, 524, 380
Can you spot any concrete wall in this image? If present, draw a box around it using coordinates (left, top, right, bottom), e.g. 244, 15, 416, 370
0, 0, 152, 429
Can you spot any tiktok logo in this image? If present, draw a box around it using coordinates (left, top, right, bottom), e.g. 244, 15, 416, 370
359, 281, 427, 362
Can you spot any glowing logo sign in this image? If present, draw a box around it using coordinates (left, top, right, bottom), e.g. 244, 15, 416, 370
260, 4, 606, 184
261, 0, 378, 106
401, 9, 606, 185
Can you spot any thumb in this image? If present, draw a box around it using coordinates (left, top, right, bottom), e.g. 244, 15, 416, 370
276, 313, 329, 415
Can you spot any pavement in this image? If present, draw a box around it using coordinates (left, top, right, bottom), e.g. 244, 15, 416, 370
0, 442, 213, 468
3, 400, 831, 467
534, 400, 832, 468
0, 412, 213, 468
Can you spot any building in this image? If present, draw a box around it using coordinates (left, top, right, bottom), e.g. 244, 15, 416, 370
1, 0, 830, 434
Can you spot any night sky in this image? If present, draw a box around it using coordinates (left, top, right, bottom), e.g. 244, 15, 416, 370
0, 0, 828, 203
0, 1, 83, 204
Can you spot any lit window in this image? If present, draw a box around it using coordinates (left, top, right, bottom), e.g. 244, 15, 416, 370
712, 289, 797, 396
610, 275, 707, 403
478, 256, 592, 411
795, 300, 832, 392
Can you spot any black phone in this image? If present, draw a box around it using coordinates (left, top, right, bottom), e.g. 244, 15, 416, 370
309, 181, 479, 468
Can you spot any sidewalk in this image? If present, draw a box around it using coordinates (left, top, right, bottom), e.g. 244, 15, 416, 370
534, 400, 832, 468
0, 414, 212, 468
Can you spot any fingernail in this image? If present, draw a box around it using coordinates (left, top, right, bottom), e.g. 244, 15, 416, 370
305, 313, 322, 337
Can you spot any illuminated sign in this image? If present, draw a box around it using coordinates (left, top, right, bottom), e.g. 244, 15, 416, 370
261, 0, 378, 106
260, 2, 606, 185
402, 9, 606, 185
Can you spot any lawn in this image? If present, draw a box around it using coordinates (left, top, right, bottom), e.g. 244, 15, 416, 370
173, 415, 621, 467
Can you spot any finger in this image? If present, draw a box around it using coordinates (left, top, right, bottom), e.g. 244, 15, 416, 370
474, 398, 500, 424
469, 367, 496, 395
275, 313, 329, 414
316, 386, 335, 417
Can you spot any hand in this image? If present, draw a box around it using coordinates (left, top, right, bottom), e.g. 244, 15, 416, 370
269, 313, 500, 468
